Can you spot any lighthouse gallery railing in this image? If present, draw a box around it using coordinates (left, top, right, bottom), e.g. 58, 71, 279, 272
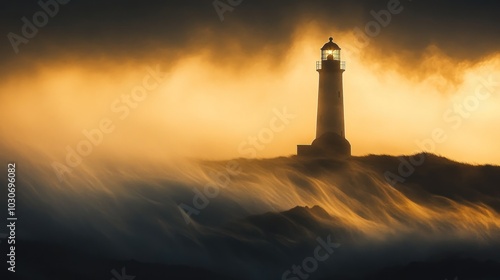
316, 61, 346, 70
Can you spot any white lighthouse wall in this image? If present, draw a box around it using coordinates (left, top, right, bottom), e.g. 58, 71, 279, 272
316, 69, 345, 139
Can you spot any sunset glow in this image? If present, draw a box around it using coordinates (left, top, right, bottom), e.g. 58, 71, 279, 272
1, 1, 499, 279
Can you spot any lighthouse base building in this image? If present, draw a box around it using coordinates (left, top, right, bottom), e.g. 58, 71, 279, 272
297, 132, 351, 157
297, 37, 351, 158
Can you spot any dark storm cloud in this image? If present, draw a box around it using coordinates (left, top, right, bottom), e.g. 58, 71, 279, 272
0, 0, 498, 68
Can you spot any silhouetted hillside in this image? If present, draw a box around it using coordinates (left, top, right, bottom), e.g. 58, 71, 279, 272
3, 153, 500, 280
356, 153, 500, 211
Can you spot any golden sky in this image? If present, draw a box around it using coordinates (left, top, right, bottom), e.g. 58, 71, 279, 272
0, 3, 500, 164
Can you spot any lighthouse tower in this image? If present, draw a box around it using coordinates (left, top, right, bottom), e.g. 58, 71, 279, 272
297, 37, 351, 157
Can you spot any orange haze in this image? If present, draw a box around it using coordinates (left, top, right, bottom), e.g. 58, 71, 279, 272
1, 23, 499, 165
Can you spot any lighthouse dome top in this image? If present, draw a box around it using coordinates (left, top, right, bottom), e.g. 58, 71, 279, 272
321, 37, 341, 50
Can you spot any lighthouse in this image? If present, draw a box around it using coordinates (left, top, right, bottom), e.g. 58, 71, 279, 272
297, 37, 351, 157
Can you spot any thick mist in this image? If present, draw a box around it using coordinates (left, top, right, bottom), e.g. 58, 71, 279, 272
1, 24, 499, 164
4, 149, 499, 279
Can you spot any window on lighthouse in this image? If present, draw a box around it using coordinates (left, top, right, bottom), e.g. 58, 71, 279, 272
322, 49, 341, 61
327, 50, 333, 60
333, 50, 340, 60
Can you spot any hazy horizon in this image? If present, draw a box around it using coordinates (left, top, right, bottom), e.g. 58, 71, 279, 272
1, 0, 499, 166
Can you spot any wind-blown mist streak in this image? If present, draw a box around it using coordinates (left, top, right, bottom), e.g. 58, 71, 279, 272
171, 156, 500, 239
9, 147, 500, 277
